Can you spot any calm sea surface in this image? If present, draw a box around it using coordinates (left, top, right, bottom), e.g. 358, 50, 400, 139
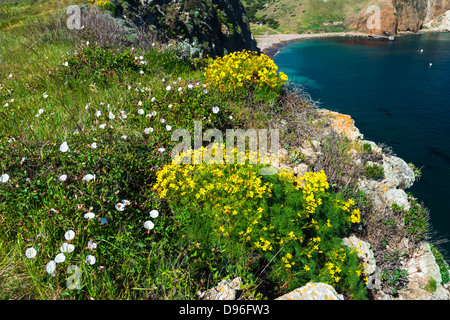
274, 33, 450, 255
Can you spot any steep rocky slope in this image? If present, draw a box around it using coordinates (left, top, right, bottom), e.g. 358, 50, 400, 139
113, 0, 258, 57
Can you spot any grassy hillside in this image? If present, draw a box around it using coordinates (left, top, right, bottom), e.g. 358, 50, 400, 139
242, 0, 375, 33
0, 0, 444, 301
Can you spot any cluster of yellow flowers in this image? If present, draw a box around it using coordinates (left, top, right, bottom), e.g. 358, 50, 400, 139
204, 50, 288, 92
338, 198, 361, 224
88, 0, 112, 10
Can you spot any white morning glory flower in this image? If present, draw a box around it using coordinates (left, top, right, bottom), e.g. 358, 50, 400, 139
87, 240, 97, 250
152, 111, 157, 116
151, 97, 156, 102
160, 118, 165, 124
138, 109, 144, 115
109, 111, 115, 120
59, 142, 69, 153
212, 106, 219, 114
166, 125, 172, 131
158, 148, 165, 153
64, 230, 75, 241
55, 253, 66, 263
122, 200, 131, 206
42, 92, 48, 98
25, 247, 37, 259
46, 261, 56, 274
91, 142, 97, 149
99, 124, 106, 129
166, 85, 171, 91
144, 127, 153, 134
144, 220, 154, 230
58, 174, 67, 182
85, 255, 96, 265
60, 243, 75, 253
150, 210, 159, 219
95, 110, 102, 117
188, 84, 193, 89
82, 174, 96, 181
168, 104, 173, 109
0, 174, 10, 183
84, 212, 95, 220
115, 203, 125, 211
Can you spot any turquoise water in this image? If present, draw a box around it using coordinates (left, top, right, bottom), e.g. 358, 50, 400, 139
274, 33, 450, 255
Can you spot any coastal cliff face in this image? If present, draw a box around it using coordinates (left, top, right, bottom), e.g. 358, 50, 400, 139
350, 0, 450, 35
243, 0, 450, 36
113, 0, 258, 57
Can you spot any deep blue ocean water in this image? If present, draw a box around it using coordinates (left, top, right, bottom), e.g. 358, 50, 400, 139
274, 33, 450, 255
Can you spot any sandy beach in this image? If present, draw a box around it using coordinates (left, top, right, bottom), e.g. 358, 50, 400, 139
254, 32, 390, 55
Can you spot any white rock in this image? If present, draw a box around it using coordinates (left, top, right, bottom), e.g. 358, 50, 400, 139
275, 282, 344, 300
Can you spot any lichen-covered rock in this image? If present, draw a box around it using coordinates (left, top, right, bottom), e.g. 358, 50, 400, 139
382, 155, 415, 190
317, 109, 363, 141
397, 243, 450, 300
197, 277, 242, 300
113, 0, 258, 57
343, 235, 377, 277
275, 282, 344, 300
384, 188, 411, 210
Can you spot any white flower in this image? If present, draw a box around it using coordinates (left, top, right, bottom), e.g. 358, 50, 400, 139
140, 70, 144, 74
229, 115, 233, 120
99, 124, 106, 129
87, 240, 97, 250
144, 220, 154, 230
138, 101, 142, 106
168, 104, 173, 109
73, 129, 79, 135
144, 127, 153, 134
58, 174, 67, 182
109, 111, 115, 120
212, 106, 219, 114
25, 247, 37, 259
82, 174, 96, 181
151, 97, 156, 102
152, 111, 157, 116
188, 84, 193, 89
0, 174, 10, 183
86, 41, 89, 46
160, 118, 165, 124
150, 210, 159, 219
84, 212, 95, 220
85, 255, 96, 265
138, 109, 144, 115
166, 125, 172, 131
59, 142, 69, 153
8, 73, 12, 78
166, 85, 171, 91
91, 142, 97, 149
64, 230, 75, 241
60, 243, 75, 253
115, 203, 125, 211
4, 103, 8, 107
178, 87, 182, 92
55, 253, 66, 263
46, 261, 56, 274
122, 199, 131, 206
43, 92, 48, 99
95, 110, 102, 117
139, 55, 144, 60
127, 85, 131, 90
63, 61, 69, 67
38, 109, 44, 115
121, 135, 127, 140
158, 148, 165, 153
